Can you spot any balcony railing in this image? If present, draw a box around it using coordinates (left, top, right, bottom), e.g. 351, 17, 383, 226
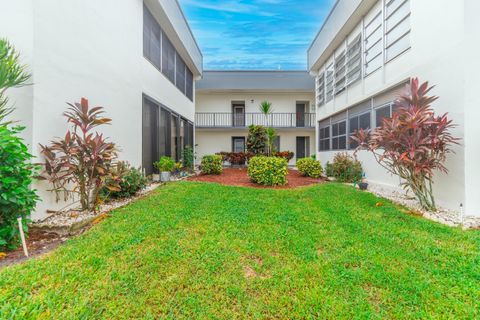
195, 113, 316, 128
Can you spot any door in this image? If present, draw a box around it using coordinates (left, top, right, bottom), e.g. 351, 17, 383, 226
296, 136, 310, 160
296, 103, 306, 127
232, 137, 246, 153
233, 104, 245, 127
142, 99, 158, 176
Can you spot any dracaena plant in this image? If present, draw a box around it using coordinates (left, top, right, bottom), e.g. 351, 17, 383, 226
352, 78, 459, 211
40, 98, 118, 212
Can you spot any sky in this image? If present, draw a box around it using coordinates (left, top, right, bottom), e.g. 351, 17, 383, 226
179, 0, 336, 71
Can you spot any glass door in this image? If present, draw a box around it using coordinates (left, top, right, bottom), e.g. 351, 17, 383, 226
233, 104, 245, 127
296, 103, 306, 127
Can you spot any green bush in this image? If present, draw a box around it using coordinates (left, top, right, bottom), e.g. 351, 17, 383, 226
182, 146, 195, 170
246, 125, 267, 155
329, 152, 363, 183
248, 156, 288, 186
154, 156, 175, 172
297, 158, 323, 178
0, 126, 39, 250
101, 162, 147, 200
201, 155, 223, 175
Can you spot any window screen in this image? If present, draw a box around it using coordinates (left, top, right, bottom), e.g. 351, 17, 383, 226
375, 104, 392, 127
349, 112, 371, 149
175, 53, 186, 94
142, 98, 159, 175
364, 11, 383, 76
326, 64, 334, 102
385, 0, 411, 62
232, 137, 245, 153
319, 125, 330, 151
143, 5, 161, 70
335, 51, 346, 94
346, 35, 362, 86
162, 32, 176, 83
317, 72, 325, 107
186, 68, 193, 101
331, 121, 347, 150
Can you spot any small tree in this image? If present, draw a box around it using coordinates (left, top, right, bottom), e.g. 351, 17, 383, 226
259, 100, 278, 156
40, 98, 118, 212
246, 125, 267, 155
352, 78, 459, 211
0, 39, 30, 125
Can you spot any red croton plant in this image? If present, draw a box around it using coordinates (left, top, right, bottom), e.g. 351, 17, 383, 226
40, 98, 118, 212
352, 78, 459, 211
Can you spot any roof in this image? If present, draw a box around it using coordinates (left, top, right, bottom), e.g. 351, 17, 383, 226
196, 71, 315, 92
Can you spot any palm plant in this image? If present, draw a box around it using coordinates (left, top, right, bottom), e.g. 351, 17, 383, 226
259, 101, 278, 156
259, 100, 273, 125
0, 38, 31, 125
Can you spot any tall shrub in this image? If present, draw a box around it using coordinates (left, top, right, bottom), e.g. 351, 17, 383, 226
0, 39, 30, 125
352, 78, 459, 211
0, 126, 39, 250
40, 98, 118, 212
246, 125, 267, 155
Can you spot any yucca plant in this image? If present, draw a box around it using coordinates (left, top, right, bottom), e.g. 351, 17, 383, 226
352, 78, 459, 211
40, 98, 118, 212
0, 38, 30, 125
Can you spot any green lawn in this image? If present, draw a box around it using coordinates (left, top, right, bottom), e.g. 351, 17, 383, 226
1, 182, 479, 319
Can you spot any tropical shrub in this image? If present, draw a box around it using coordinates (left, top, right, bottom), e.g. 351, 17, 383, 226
182, 146, 195, 170
154, 156, 175, 172
352, 78, 459, 211
246, 125, 267, 155
101, 162, 147, 200
0, 39, 30, 126
273, 151, 294, 162
217, 152, 254, 165
329, 153, 363, 183
40, 98, 117, 212
297, 158, 323, 178
266, 127, 278, 156
248, 156, 288, 186
201, 155, 223, 175
0, 126, 39, 250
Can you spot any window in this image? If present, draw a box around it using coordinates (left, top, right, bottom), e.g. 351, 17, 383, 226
317, 72, 325, 107
232, 137, 245, 153
175, 53, 186, 93
346, 35, 362, 85
385, 0, 411, 62
364, 11, 383, 76
143, 5, 161, 70
349, 112, 371, 149
326, 64, 334, 102
162, 33, 176, 83
186, 68, 193, 101
335, 51, 346, 94
318, 124, 330, 151
331, 120, 347, 150
375, 103, 394, 127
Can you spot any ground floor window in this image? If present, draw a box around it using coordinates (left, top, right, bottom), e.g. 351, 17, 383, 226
331, 120, 347, 150
273, 136, 280, 152
142, 95, 193, 175
318, 125, 330, 151
375, 103, 394, 127
349, 111, 371, 149
232, 137, 246, 153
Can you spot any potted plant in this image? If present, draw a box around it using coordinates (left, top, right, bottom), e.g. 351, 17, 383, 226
358, 173, 368, 190
154, 156, 175, 182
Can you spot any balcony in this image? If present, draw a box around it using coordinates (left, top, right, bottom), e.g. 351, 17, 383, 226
195, 113, 316, 129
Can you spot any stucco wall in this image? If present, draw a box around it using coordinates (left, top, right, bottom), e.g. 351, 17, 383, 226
0, 0, 198, 220
312, 0, 472, 215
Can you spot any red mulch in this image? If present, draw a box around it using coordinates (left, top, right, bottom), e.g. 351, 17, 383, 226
0, 228, 67, 268
188, 167, 325, 189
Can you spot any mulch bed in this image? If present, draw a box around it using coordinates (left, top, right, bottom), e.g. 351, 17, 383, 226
0, 228, 68, 269
188, 168, 325, 189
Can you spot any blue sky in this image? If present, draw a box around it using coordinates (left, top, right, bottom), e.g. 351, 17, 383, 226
179, 0, 335, 70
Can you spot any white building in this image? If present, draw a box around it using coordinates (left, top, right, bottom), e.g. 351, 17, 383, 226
195, 71, 316, 165
308, 0, 479, 217
0, 0, 203, 220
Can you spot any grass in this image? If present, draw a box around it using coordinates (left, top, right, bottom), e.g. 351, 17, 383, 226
0, 182, 479, 319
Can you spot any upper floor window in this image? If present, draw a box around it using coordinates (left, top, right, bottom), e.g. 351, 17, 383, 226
143, 5, 194, 101
317, 72, 325, 107
346, 35, 362, 86
326, 64, 334, 102
334, 50, 346, 94
385, 0, 411, 62
364, 11, 383, 76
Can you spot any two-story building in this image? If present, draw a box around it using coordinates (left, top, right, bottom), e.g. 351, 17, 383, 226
0, 0, 203, 219
195, 71, 316, 165
308, 0, 479, 218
